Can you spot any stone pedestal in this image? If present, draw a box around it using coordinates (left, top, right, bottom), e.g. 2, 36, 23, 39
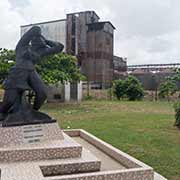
0, 122, 101, 180
0, 122, 64, 147
0, 123, 83, 162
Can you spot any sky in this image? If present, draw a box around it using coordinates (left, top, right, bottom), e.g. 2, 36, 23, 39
0, 0, 180, 65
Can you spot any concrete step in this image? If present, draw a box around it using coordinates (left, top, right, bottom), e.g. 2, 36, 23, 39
0, 134, 82, 162
40, 148, 101, 177
154, 172, 167, 180
0, 148, 101, 180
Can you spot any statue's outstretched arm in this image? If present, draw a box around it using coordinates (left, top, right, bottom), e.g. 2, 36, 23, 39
16, 26, 41, 51
39, 39, 64, 57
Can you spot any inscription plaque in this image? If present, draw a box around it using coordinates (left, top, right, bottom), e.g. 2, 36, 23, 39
23, 125, 44, 143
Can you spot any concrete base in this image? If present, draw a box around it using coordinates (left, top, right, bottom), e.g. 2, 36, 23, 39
0, 134, 82, 162
0, 123, 82, 162
0, 122, 64, 147
0, 126, 167, 180
40, 148, 101, 177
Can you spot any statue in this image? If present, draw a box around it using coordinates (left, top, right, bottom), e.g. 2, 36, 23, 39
0, 26, 64, 127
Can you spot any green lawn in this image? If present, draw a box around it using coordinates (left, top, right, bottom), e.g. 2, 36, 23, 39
42, 100, 180, 180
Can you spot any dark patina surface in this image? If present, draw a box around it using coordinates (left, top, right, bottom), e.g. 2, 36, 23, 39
0, 26, 64, 127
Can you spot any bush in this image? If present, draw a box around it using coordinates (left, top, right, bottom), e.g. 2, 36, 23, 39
174, 102, 180, 129
125, 76, 144, 101
113, 76, 144, 101
158, 80, 178, 101
83, 95, 93, 100
113, 80, 126, 100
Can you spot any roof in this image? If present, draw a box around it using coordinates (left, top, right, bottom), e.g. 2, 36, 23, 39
113, 56, 127, 63
87, 21, 116, 30
67, 11, 100, 20
21, 18, 66, 28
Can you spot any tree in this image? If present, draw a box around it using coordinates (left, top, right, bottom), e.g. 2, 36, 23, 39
0, 49, 84, 103
36, 53, 84, 85
171, 68, 180, 82
0, 48, 15, 84
158, 80, 178, 101
0, 49, 84, 86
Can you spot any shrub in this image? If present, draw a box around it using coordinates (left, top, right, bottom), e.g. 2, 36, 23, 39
113, 76, 144, 101
173, 102, 180, 129
83, 95, 93, 100
158, 80, 178, 101
125, 76, 144, 101
113, 79, 126, 100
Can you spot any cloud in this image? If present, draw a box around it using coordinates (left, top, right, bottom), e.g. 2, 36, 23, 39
8, 0, 30, 8
1, 0, 180, 65
0, 0, 25, 48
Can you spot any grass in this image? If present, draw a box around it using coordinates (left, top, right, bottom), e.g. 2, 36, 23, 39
42, 100, 180, 180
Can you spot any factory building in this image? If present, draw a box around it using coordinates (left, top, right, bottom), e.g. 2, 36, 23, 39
21, 19, 67, 51
21, 11, 125, 88
113, 56, 127, 72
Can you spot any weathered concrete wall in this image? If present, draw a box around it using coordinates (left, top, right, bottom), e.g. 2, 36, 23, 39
47, 82, 82, 103
64, 82, 71, 102
70, 81, 82, 102
46, 85, 63, 103
46, 83, 70, 103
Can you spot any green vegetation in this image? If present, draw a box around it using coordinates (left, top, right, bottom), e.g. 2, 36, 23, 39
37, 53, 84, 85
171, 68, 180, 82
158, 68, 180, 101
113, 76, 144, 100
0, 49, 84, 101
0, 48, 15, 84
42, 100, 180, 180
0, 48, 84, 86
113, 79, 126, 100
158, 80, 178, 101
174, 102, 180, 128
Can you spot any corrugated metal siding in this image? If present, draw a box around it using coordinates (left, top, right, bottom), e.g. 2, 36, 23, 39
21, 20, 67, 52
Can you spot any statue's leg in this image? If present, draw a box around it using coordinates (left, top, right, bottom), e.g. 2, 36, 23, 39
29, 71, 47, 110
0, 89, 19, 118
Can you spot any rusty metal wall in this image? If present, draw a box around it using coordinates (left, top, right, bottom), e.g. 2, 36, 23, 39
20, 11, 115, 87
114, 72, 180, 90
84, 23, 114, 85
66, 11, 99, 56
66, 12, 115, 86
21, 20, 66, 51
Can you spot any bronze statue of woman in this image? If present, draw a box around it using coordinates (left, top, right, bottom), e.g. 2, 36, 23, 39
0, 26, 64, 126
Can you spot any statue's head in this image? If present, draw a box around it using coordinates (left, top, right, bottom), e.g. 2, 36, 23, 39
31, 35, 47, 50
